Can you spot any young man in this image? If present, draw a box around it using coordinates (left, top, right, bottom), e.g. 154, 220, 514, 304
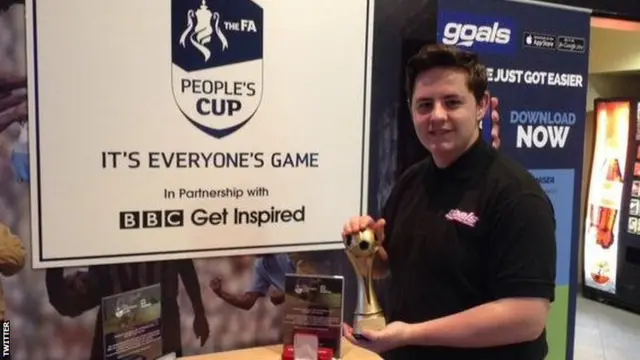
341, 44, 556, 360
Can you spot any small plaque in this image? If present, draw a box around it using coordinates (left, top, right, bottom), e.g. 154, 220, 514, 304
102, 284, 163, 360
282, 274, 344, 358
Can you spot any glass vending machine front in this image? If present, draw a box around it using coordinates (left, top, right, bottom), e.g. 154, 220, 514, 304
583, 100, 631, 294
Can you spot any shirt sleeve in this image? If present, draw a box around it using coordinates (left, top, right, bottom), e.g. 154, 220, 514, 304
487, 192, 557, 301
247, 258, 270, 295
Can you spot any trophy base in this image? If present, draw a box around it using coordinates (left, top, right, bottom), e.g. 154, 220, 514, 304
353, 312, 387, 335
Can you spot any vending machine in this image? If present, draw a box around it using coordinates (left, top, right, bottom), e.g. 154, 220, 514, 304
583, 98, 640, 311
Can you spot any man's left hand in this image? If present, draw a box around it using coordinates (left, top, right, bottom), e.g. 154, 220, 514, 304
343, 321, 410, 354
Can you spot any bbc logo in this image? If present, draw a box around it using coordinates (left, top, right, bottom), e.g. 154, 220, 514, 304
119, 210, 184, 229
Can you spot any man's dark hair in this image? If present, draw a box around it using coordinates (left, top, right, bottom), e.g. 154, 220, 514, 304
405, 43, 488, 104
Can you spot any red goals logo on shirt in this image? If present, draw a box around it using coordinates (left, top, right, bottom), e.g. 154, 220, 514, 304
445, 209, 479, 228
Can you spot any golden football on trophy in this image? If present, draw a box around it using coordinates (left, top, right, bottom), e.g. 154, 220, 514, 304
344, 228, 378, 258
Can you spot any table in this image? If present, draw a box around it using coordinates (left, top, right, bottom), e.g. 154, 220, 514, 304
183, 340, 382, 360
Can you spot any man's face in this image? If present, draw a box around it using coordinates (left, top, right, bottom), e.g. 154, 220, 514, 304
410, 67, 488, 165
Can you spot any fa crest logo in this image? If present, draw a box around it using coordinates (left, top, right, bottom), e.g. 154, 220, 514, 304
171, 0, 264, 139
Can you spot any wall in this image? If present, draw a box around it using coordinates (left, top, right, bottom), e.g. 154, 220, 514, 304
590, 28, 640, 74
586, 73, 640, 111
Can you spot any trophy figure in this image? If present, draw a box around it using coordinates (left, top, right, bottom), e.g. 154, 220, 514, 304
344, 228, 386, 335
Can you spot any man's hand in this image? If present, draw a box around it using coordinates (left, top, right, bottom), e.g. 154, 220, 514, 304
343, 322, 410, 354
341, 215, 386, 249
209, 277, 223, 296
342, 215, 389, 277
490, 96, 501, 149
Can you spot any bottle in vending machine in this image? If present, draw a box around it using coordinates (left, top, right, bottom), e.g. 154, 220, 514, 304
592, 204, 618, 249
605, 157, 623, 182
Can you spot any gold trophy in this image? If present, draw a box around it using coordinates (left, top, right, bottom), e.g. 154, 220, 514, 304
344, 228, 386, 336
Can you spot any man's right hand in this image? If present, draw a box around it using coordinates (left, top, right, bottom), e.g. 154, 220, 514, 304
342, 216, 390, 278
342, 215, 386, 246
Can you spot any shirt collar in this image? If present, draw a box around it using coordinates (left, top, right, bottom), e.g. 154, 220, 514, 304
425, 137, 495, 183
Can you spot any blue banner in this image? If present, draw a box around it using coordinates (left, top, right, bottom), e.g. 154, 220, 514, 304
436, 1, 590, 360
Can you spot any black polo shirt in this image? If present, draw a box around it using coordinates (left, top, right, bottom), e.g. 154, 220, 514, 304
380, 137, 556, 360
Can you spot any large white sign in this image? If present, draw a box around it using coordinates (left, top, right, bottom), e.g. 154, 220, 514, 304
26, 0, 373, 268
